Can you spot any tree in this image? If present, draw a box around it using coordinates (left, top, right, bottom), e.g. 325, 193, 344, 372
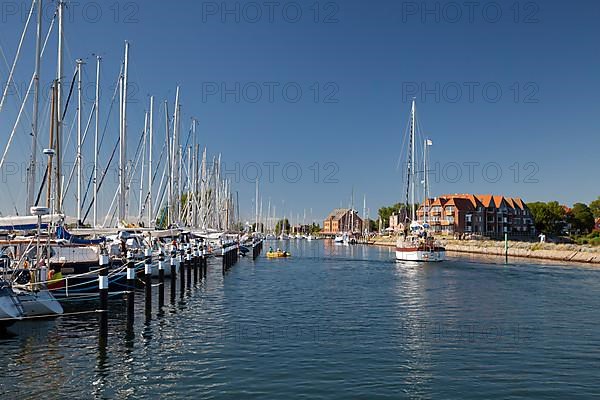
275, 219, 290, 234
309, 223, 321, 234
527, 201, 565, 235
570, 203, 595, 233
589, 197, 600, 219
377, 203, 407, 229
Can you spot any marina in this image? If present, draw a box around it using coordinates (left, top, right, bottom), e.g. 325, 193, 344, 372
2, 240, 600, 398
1, 0, 599, 398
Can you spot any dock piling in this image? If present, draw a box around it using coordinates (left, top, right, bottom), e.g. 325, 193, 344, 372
158, 251, 165, 308
126, 252, 135, 327
144, 248, 152, 319
170, 248, 177, 303
98, 251, 109, 338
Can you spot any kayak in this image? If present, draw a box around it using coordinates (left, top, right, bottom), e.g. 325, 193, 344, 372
266, 251, 290, 258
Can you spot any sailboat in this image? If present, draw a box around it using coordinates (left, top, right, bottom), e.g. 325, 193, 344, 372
395, 100, 446, 262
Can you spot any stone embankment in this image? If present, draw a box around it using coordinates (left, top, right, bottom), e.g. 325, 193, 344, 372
371, 236, 600, 264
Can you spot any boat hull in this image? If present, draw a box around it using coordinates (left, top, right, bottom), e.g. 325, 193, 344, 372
395, 247, 446, 262
13, 289, 63, 317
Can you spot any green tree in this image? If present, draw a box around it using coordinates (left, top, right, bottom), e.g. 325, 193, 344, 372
569, 203, 595, 233
309, 223, 321, 234
275, 219, 290, 234
527, 201, 566, 235
377, 203, 406, 228
589, 197, 600, 219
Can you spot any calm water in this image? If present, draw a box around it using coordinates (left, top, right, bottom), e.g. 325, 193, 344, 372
2, 241, 600, 399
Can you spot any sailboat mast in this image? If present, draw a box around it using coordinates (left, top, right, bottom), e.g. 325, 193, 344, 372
148, 96, 154, 226
93, 55, 101, 227
27, 0, 43, 212
164, 101, 171, 227
118, 41, 129, 224
76, 58, 84, 225
410, 99, 416, 222
56, 0, 64, 213
423, 139, 427, 224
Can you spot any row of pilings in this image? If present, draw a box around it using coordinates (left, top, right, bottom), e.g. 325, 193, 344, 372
97, 237, 264, 340
98, 239, 209, 339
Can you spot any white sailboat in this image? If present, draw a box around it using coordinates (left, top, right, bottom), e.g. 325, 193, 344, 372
395, 100, 445, 262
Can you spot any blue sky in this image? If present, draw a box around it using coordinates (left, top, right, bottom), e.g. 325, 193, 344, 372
0, 0, 598, 223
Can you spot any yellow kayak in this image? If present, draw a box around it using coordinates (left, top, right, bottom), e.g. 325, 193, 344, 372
266, 251, 291, 258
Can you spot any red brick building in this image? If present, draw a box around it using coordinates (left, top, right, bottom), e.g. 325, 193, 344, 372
416, 194, 535, 237
323, 209, 363, 234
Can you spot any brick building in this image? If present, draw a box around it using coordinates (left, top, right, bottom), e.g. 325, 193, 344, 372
414, 194, 535, 237
323, 209, 363, 234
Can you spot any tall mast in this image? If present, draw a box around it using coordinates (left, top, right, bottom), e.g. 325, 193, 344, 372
164, 100, 171, 226
148, 96, 154, 226
410, 99, 416, 222
27, 0, 43, 212
118, 41, 129, 224
423, 139, 427, 224
255, 179, 259, 232
138, 111, 148, 222
93, 55, 101, 227
172, 86, 180, 224
56, 0, 64, 213
76, 58, 84, 225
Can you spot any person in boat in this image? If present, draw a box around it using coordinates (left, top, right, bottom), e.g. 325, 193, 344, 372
47, 262, 65, 290
269, 246, 273, 253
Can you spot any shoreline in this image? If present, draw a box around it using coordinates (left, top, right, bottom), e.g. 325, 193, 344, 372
370, 237, 600, 264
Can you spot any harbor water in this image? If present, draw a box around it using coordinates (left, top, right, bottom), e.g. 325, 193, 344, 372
1, 240, 599, 398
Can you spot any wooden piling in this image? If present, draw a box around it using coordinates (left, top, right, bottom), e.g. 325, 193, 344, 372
170, 248, 177, 303
186, 245, 192, 290
98, 251, 109, 338
179, 247, 185, 297
126, 252, 135, 327
158, 251, 165, 308
144, 248, 152, 319
193, 244, 199, 285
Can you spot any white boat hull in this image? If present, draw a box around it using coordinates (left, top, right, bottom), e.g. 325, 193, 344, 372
395, 249, 446, 262
13, 288, 63, 317
0, 295, 22, 320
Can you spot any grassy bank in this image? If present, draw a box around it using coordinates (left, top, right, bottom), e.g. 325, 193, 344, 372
371, 236, 600, 264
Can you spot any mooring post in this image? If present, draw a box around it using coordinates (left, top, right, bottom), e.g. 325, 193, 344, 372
222, 244, 226, 274
170, 248, 177, 302
193, 244, 199, 285
126, 251, 135, 327
158, 251, 165, 308
144, 248, 152, 319
186, 245, 192, 290
98, 250, 109, 338
504, 233, 509, 264
179, 246, 186, 297
202, 244, 207, 279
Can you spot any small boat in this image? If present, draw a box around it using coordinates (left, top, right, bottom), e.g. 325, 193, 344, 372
266, 250, 291, 258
